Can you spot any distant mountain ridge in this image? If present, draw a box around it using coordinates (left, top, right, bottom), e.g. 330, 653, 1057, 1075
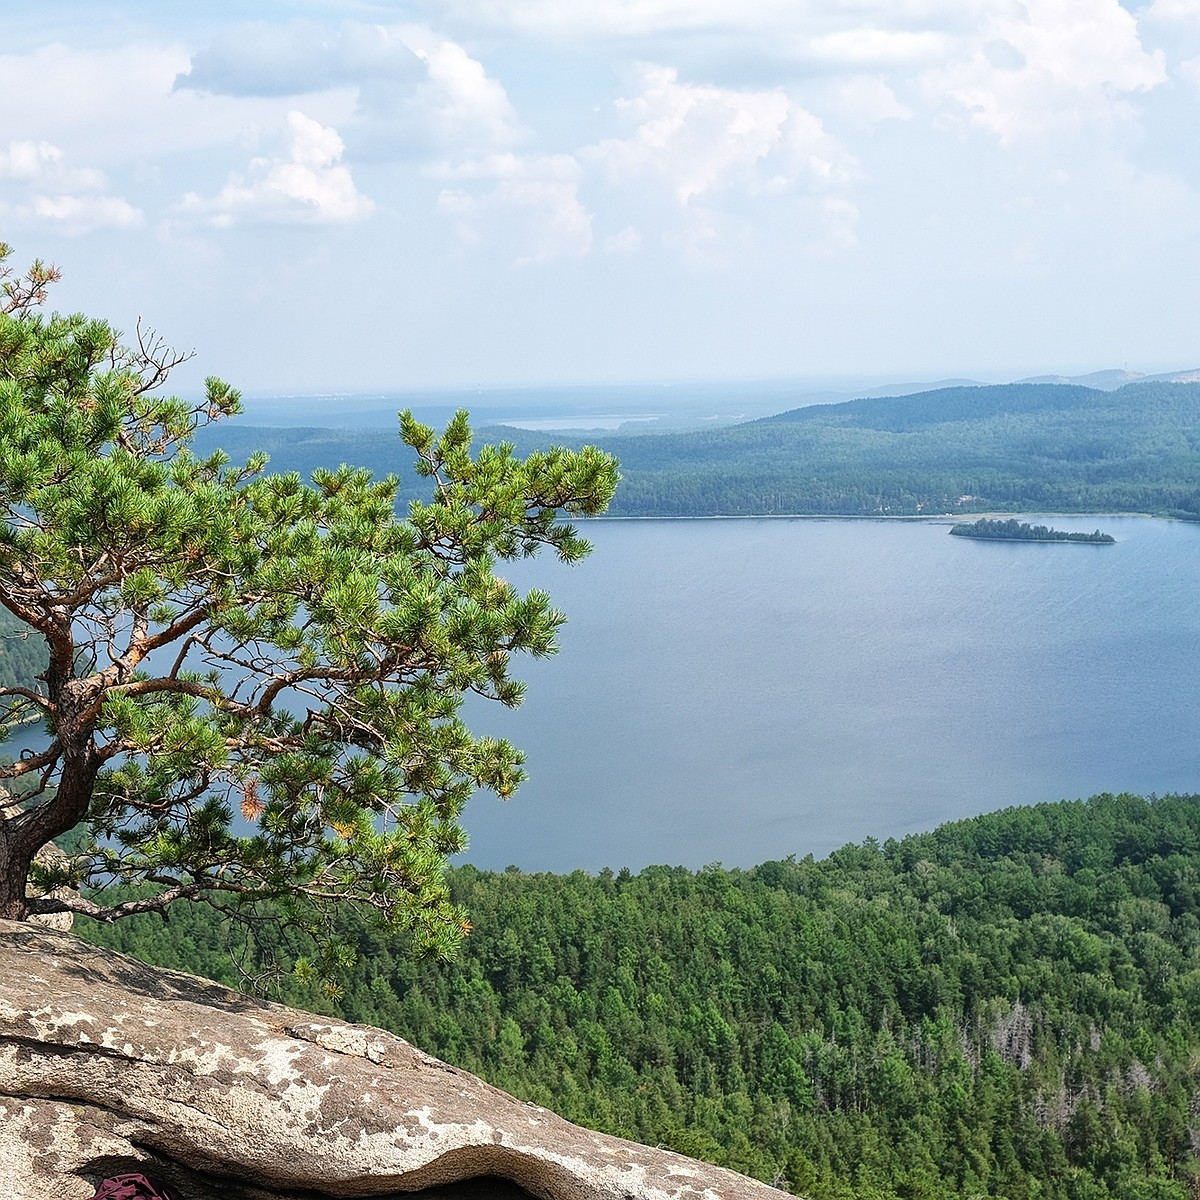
196, 377, 1200, 519
595, 377, 1200, 516
858, 367, 1200, 398
759, 382, 1101, 430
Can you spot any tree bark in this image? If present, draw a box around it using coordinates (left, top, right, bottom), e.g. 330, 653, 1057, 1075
0, 820, 28, 920
0, 692, 99, 924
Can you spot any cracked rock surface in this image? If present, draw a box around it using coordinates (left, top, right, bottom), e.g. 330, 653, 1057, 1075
0, 921, 789, 1200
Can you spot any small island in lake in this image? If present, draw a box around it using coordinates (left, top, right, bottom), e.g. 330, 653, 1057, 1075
950, 517, 1115, 543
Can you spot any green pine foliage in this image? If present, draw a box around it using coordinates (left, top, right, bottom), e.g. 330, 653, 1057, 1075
82, 793, 1200, 1200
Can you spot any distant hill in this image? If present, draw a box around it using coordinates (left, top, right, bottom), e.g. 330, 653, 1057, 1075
591, 379, 1200, 517
194, 379, 1200, 519
761, 382, 1096, 429
1015, 367, 1200, 389
862, 368, 1200, 397
1016, 369, 1143, 389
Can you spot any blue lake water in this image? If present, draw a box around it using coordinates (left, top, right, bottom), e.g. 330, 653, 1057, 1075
458, 516, 1200, 872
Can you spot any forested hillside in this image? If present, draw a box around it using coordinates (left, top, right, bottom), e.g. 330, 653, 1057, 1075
194, 380, 1200, 518
597, 381, 1200, 516
81, 793, 1200, 1200
0, 608, 45, 694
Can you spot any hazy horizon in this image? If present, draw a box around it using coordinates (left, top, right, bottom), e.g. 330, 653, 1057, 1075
226, 364, 1199, 428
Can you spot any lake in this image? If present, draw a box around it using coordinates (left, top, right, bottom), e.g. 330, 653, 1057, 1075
458, 515, 1200, 872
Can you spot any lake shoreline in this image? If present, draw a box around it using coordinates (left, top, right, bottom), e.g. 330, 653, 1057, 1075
592, 510, 1165, 523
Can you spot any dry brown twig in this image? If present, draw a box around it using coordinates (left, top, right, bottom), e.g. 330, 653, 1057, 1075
0, 242, 62, 315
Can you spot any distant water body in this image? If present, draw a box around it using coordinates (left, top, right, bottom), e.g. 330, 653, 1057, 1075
460, 516, 1200, 872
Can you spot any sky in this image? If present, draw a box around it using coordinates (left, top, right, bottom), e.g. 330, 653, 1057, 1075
2, 0, 1199, 397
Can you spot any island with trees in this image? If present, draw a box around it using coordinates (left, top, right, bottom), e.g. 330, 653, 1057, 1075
949, 518, 1115, 543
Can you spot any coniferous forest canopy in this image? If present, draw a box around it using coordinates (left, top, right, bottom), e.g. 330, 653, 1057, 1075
81, 793, 1200, 1200
0, 607, 46, 696
194, 380, 1200, 519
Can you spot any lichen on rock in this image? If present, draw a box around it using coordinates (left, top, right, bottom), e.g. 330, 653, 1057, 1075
0, 920, 789, 1200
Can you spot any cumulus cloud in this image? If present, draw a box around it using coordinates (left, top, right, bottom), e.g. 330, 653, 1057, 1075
29, 195, 143, 230
178, 113, 375, 226
178, 21, 522, 157
604, 226, 642, 254
925, 0, 1166, 141
806, 28, 954, 67
588, 64, 855, 205
1143, 0, 1200, 21
407, 33, 523, 149
0, 139, 143, 233
434, 153, 592, 263
1, 141, 84, 183
1138, 0, 1200, 88
824, 76, 913, 125
176, 21, 423, 97
427, 61, 861, 264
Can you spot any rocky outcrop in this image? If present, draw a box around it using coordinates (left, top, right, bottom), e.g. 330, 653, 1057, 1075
0, 921, 790, 1200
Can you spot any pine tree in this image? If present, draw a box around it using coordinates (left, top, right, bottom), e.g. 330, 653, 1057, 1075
0, 243, 618, 971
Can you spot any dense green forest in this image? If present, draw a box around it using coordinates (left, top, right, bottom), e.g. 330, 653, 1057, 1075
950, 520, 1116, 544
81, 793, 1200, 1200
0, 607, 45, 695
194, 380, 1200, 518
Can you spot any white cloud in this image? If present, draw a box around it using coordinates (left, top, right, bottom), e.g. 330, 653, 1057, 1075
825, 76, 914, 124
925, 0, 1166, 141
0, 0, 1192, 389
179, 21, 522, 157
588, 64, 855, 205
1138, 0, 1200, 89
806, 28, 954, 66
817, 196, 860, 252
1, 140, 69, 181
31, 195, 143, 231
394, 30, 524, 152
176, 21, 424, 96
0, 139, 143, 233
0, 44, 218, 162
434, 153, 592, 263
429, 0, 1005, 67
178, 113, 375, 227
604, 226, 642, 254
428, 62, 859, 264
431, 0, 802, 40
1143, 0, 1200, 21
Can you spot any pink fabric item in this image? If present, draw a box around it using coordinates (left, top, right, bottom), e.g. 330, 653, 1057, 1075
88, 1174, 182, 1200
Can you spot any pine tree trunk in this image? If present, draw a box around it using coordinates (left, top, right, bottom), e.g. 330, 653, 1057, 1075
0, 719, 98, 924
0, 817, 30, 921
